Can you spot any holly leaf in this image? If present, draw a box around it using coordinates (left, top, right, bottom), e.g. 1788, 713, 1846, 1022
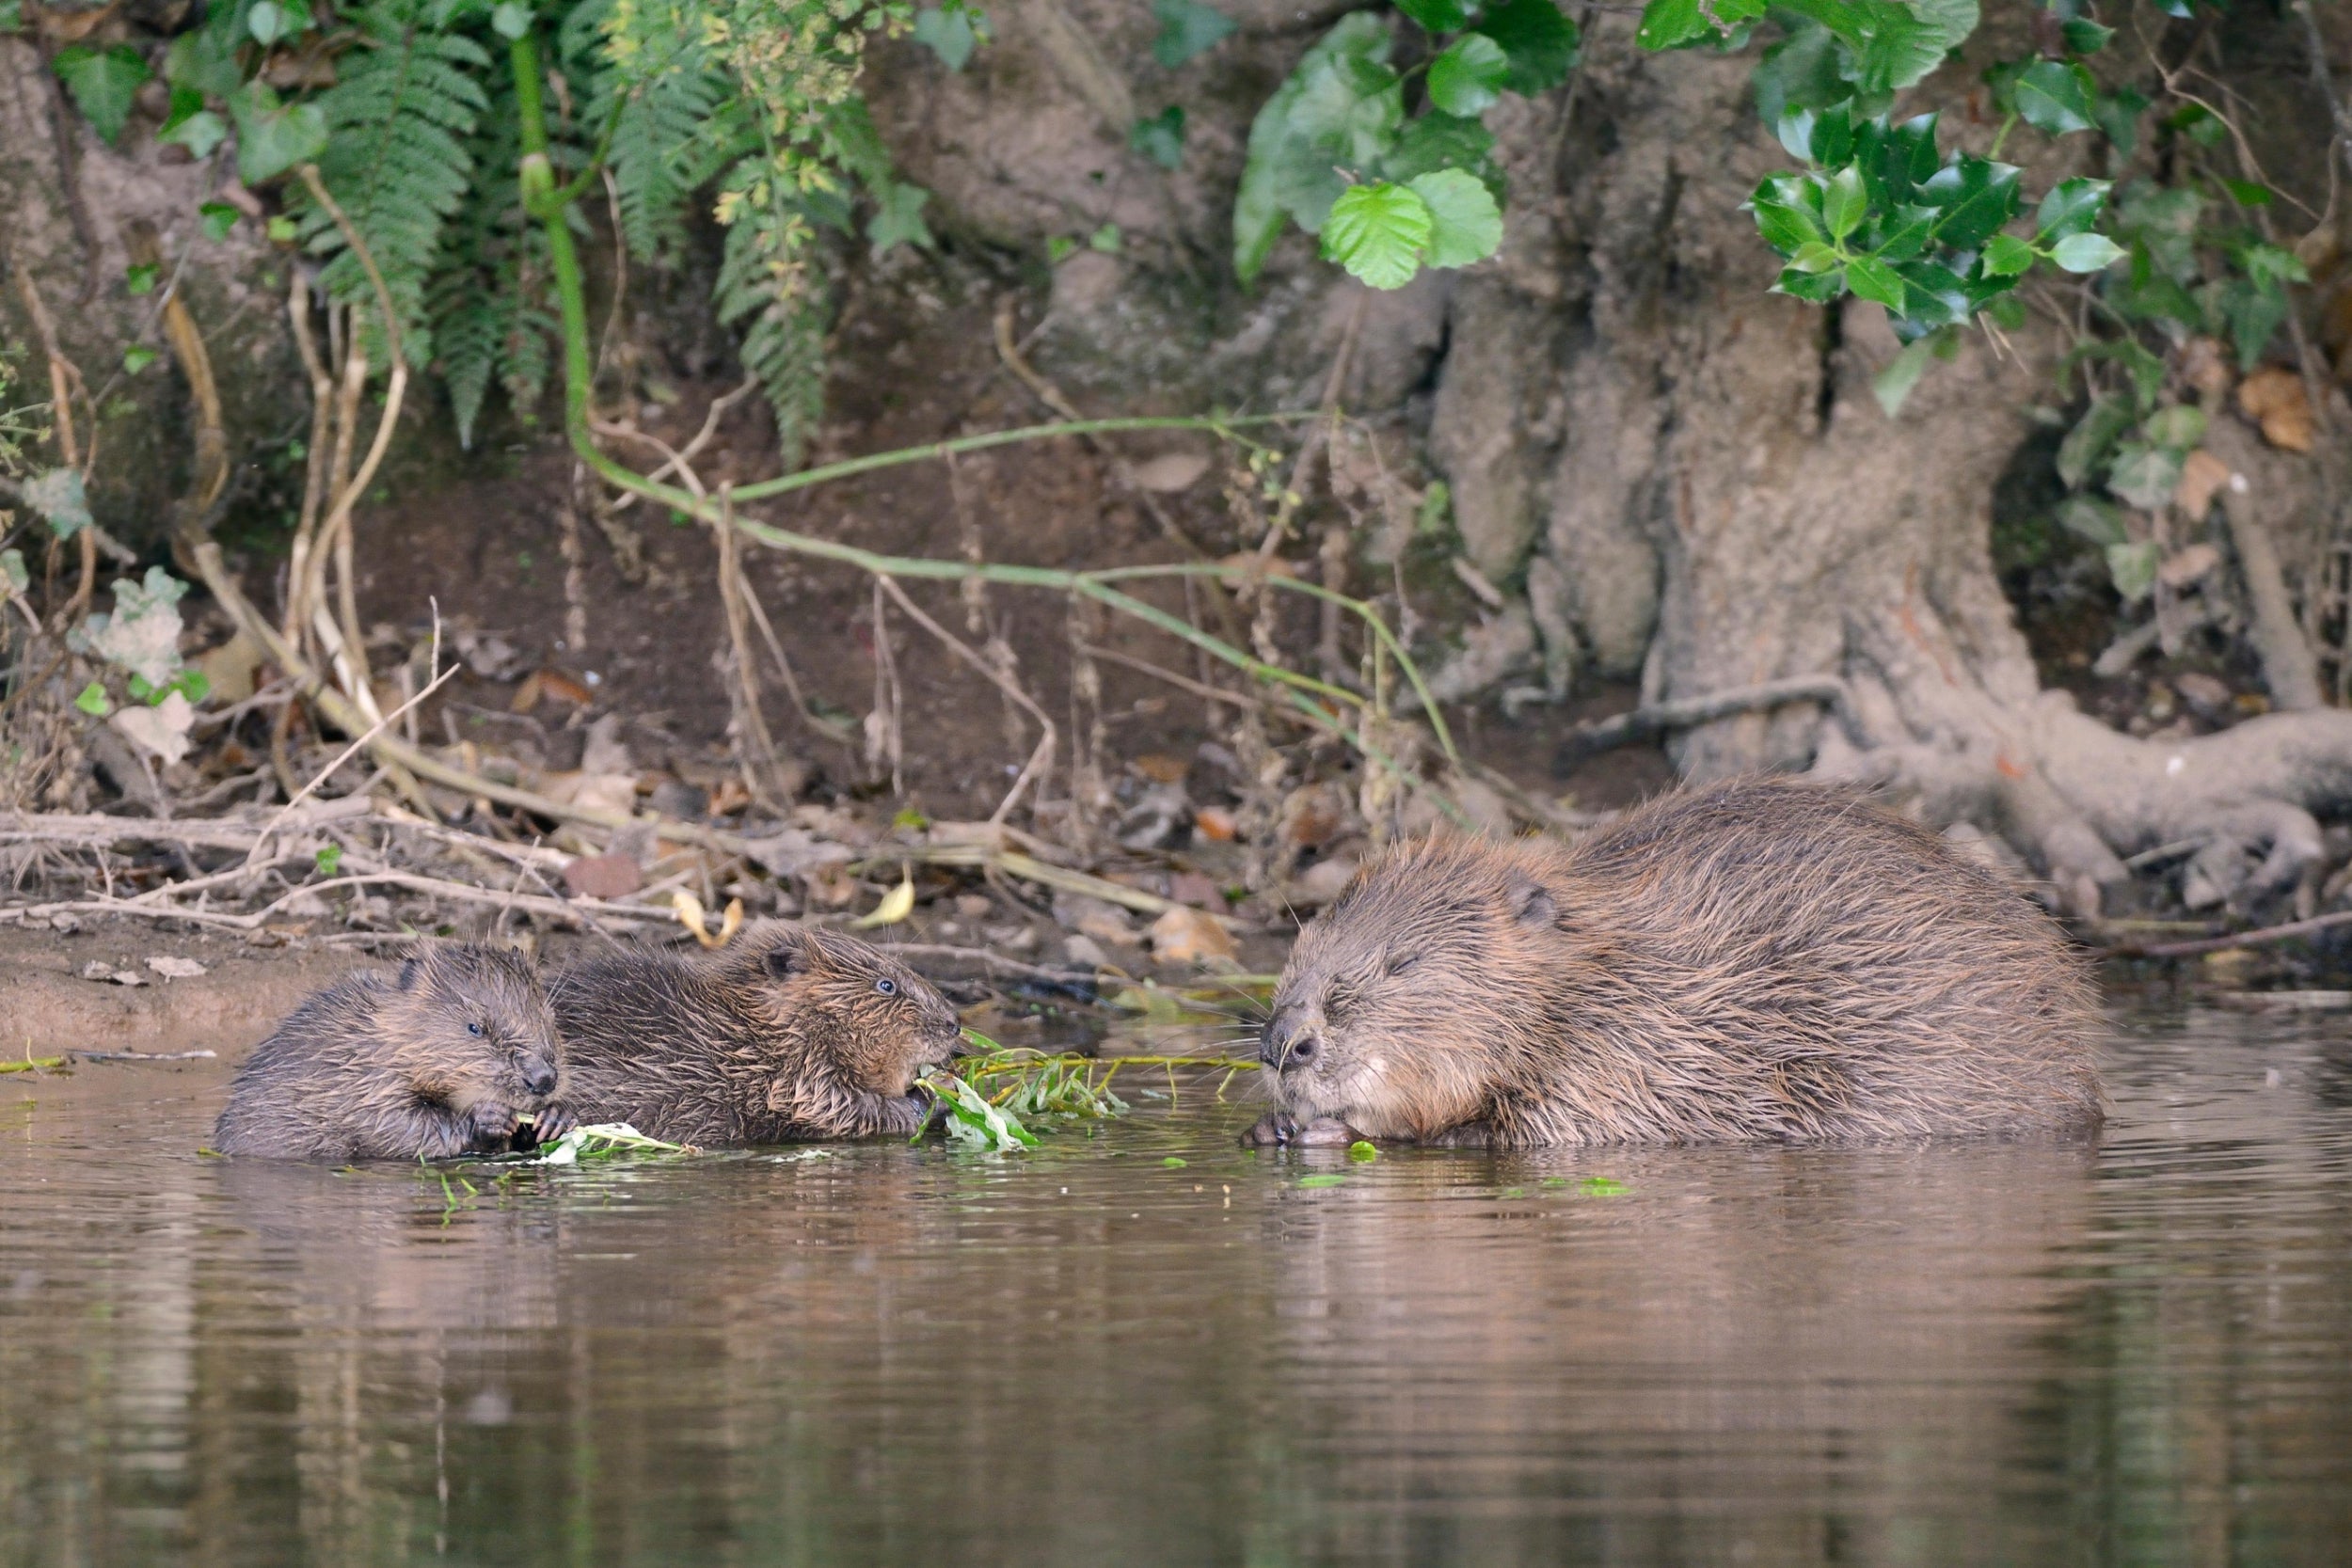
1748, 176, 1825, 255
2050, 231, 2123, 274
2035, 176, 2108, 242
2061, 16, 2112, 55
2012, 59, 2095, 135
1322, 182, 1433, 289
1982, 232, 2034, 277
1873, 333, 1941, 417
1919, 155, 2020, 250
1773, 264, 1846, 302
1427, 33, 1510, 118
1479, 0, 1580, 93
1408, 167, 1502, 268
1395, 0, 1470, 28
1821, 164, 1867, 241
1152, 0, 1235, 69
1850, 0, 1950, 94
1845, 255, 1907, 310
229, 82, 327, 184
53, 43, 150, 146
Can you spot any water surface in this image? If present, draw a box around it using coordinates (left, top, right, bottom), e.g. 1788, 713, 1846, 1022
2, 1004, 2348, 1565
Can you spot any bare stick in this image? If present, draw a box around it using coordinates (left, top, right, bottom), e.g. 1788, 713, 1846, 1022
608, 378, 759, 513
875, 574, 1057, 824
2119, 907, 2352, 959
1550, 676, 1851, 770
715, 485, 792, 808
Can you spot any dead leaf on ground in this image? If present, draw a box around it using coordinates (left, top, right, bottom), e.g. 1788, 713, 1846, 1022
1126, 451, 1212, 493
851, 871, 916, 928
81, 961, 148, 987
564, 853, 643, 900
2173, 449, 2231, 519
1131, 752, 1189, 785
2238, 366, 2314, 452
1193, 806, 1239, 842
1148, 905, 1237, 966
672, 890, 743, 947
2157, 543, 2221, 590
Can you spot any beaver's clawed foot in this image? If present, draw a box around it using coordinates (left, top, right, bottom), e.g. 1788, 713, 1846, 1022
518, 1100, 579, 1148
1241, 1112, 1360, 1148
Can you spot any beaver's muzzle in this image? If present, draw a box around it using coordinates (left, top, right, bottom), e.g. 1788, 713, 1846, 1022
1259, 1006, 1322, 1072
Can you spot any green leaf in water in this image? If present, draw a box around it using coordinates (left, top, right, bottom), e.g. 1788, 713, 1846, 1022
1577, 1176, 1629, 1196
1298, 1173, 1349, 1188
1163, 1156, 1188, 1167
1347, 1140, 1379, 1162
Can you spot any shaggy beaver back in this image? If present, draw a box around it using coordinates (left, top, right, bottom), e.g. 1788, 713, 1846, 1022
1258, 779, 2103, 1146
549, 921, 963, 1146
213, 943, 569, 1160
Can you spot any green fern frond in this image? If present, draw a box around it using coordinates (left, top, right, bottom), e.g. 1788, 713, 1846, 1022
582, 0, 743, 262
716, 215, 828, 468
297, 0, 493, 364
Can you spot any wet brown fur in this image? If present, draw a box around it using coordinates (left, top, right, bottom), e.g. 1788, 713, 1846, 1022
548, 921, 964, 1146
213, 944, 572, 1160
1251, 779, 2104, 1148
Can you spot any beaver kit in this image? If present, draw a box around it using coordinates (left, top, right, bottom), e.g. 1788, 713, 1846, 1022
548, 921, 964, 1146
1247, 779, 2103, 1148
214, 943, 574, 1160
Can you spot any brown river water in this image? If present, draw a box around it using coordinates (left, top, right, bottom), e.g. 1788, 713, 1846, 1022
1, 1002, 2348, 1566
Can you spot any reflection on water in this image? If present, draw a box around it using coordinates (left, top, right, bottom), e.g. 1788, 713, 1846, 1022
2, 1006, 2348, 1566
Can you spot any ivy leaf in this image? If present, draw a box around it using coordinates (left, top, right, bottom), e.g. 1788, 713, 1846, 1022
123, 345, 159, 374
1395, 0, 1470, 28
2106, 541, 2158, 604
1981, 232, 2034, 277
1821, 165, 1866, 241
1478, 0, 1580, 94
74, 682, 112, 719
229, 82, 327, 184
21, 468, 92, 540
1152, 0, 1235, 69
163, 108, 229, 161
1323, 181, 1433, 289
912, 8, 980, 71
2142, 404, 2206, 451
2011, 60, 2095, 135
2035, 176, 2108, 242
2049, 231, 2123, 274
1130, 105, 1185, 169
53, 43, 150, 146
1635, 0, 1764, 53
2057, 494, 2126, 546
1427, 33, 1510, 118
1844, 255, 1907, 311
1408, 167, 1502, 268
125, 262, 159, 295
199, 200, 240, 241
2106, 443, 2183, 511
866, 182, 934, 255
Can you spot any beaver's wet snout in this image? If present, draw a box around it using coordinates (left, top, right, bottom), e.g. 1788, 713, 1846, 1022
517, 1052, 559, 1097
1260, 1004, 1326, 1072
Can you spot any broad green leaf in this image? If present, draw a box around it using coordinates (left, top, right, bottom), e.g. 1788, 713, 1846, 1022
199, 200, 240, 242
2012, 59, 2094, 135
1408, 167, 1502, 268
1850, 0, 1948, 93
1298, 1173, 1349, 1188
1089, 222, 1121, 252
1347, 1140, 1380, 1162
2236, 241, 2308, 291
1919, 155, 2020, 250
1635, 0, 1763, 52
1322, 182, 1433, 289
125, 262, 158, 296
2058, 396, 2133, 488
1755, 22, 1845, 131
246, 0, 290, 45
1981, 232, 2034, 277
1479, 0, 1580, 93
1787, 240, 1839, 274
867, 182, 934, 254
1395, 0, 1470, 29
913, 6, 982, 71
1894, 260, 1970, 328
1873, 334, 1940, 417
2092, 85, 2146, 155
1427, 33, 1509, 118
1152, 0, 1235, 69
1821, 165, 1867, 240
0, 548, 25, 595
1380, 112, 1497, 186
2035, 176, 2108, 241
74, 682, 111, 718
2219, 277, 2291, 370
1748, 177, 1825, 254
163, 108, 228, 160
119, 344, 154, 372
1845, 255, 1907, 310
1772, 264, 1845, 302
2061, 16, 2112, 55
2056, 494, 2126, 546
53, 43, 149, 146
491, 1, 530, 39
164, 25, 240, 98
229, 82, 327, 184
1131, 105, 1185, 169
2106, 540, 2158, 604
22, 467, 92, 539
2106, 443, 2182, 511
1232, 13, 1398, 281
2142, 404, 2206, 451
1910, 0, 1979, 48
2049, 231, 2123, 273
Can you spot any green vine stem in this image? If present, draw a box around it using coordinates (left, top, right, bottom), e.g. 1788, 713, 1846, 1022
507, 29, 1464, 785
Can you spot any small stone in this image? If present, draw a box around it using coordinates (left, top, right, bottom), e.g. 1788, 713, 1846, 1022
146, 956, 208, 981
564, 852, 644, 901
48, 913, 83, 935
985, 923, 1039, 954
1062, 933, 1109, 969
82, 961, 146, 987
955, 894, 993, 919
1148, 906, 1237, 966
1053, 893, 1142, 948
1125, 452, 1211, 493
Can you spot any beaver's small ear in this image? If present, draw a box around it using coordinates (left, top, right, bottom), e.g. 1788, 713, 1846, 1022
396, 958, 422, 990
763, 931, 811, 978
1504, 872, 1557, 929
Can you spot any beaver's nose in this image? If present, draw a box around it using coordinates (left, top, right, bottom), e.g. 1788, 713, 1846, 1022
1260, 1007, 1320, 1071
520, 1053, 559, 1097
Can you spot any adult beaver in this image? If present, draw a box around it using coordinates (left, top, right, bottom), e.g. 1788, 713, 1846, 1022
548, 921, 964, 1145
1246, 779, 2103, 1148
214, 943, 573, 1160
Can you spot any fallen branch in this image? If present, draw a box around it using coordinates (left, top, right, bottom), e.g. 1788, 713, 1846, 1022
2114, 906, 2352, 959
73, 1050, 218, 1063
1552, 676, 1851, 772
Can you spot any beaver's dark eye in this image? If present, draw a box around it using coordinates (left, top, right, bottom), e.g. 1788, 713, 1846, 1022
1386, 953, 1420, 977
467, 1022, 485, 1037
875, 977, 898, 996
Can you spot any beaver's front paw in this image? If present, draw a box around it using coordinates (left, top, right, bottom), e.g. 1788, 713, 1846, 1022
464, 1101, 521, 1151
1242, 1110, 1300, 1147
513, 1101, 578, 1150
